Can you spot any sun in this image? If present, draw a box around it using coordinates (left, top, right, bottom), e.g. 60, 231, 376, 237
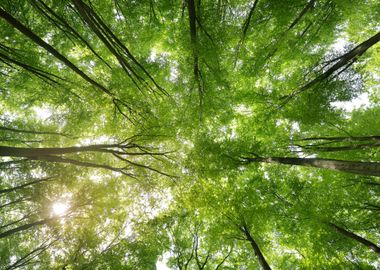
52, 202, 69, 216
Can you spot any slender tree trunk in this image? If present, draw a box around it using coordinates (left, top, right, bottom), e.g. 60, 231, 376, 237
215, 248, 232, 270
5, 238, 53, 270
243, 156, 380, 177
241, 225, 271, 270
187, 0, 199, 79
288, 0, 315, 30
0, 144, 117, 157
29, 0, 112, 69
281, 31, 380, 106
72, 0, 165, 95
28, 154, 133, 177
0, 7, 112, 97
0, 218, 53, 239
295, 142, 380, 152
0, 144, 165, 177
0, 177, 54, 195
0, 197, 29, 210
241, 0, 259, 38
0, 212, 36, 230
329, 223, 380, 256
187, 0, 203, 116
0, 125, 71, 137
300, 135, 380, 142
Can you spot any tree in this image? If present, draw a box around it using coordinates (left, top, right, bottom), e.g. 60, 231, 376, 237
0, 0, 379, 269
239, 225, 272, 270
241, 156, 380, 177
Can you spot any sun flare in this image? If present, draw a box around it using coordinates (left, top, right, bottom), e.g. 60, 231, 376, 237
52, 202, 69, 216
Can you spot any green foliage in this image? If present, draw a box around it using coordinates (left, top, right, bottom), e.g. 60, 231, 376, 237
0, 0, 379, 269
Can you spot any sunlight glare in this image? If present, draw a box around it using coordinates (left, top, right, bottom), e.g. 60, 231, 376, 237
52, 202, 69, 216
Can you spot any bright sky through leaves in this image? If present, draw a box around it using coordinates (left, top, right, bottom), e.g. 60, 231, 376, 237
52, 202, 69, 216
0, 0, 379, 269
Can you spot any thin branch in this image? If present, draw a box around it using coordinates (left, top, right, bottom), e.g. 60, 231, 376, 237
288, 0, 315, 30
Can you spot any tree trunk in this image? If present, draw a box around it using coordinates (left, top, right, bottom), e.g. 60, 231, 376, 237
241, 0, 259, 38
0, 144, 165, 177
0, 177, 54, 195
281, 31, 380, 106
0, 212, 36, 230
241, 225, 272, 270
296, 142, 380, 152
187, 0, 199, 79
329, 223, 380, 256
0, 144, 118, 157
0, 7, 112, 97
0, 197, 29, 210
288, 0, 315, 30
300, 135, 380, 142
0, 218, 53, 239
5, 237, 59, 270
0, 125, 71, 137
243, 156, 380, 177
72, 0, 165, 95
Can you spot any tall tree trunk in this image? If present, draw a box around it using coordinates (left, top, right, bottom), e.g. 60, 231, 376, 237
0, 144, 117, 157
187, 0, 199, 81
288, 0, 315, 30
295, 142, 380, 152
0, 197, 29, 210
0, 212, 36, 230
0, 125, 71, 137
240, 225, 272, 270
294, 135, 380, 152
0, 218, 54, 239
241, 0, 259, 38
300, 135, 380, 142
0, 7, 113, 97
5, 238, 59, 270
72, 0, 165, 95
0, 144, 168, 178
0, 177, 54, 195
29, 0, 112, 69
243, 156, 380, 177
329, 223, 380, 256
280, 31, 380, 106
187, 0, 203, 115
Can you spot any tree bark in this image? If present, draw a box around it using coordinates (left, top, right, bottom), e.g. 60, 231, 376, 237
0, 144, 118, 157
72, 0, 165, 95
0, 212, 36, 230
29, 0, 112, 69
295, 142, 380, 152
329, 223, 380, 256
0, 7, 113, 97
241, 225, 272, 270
242, 0, 259, 38
243, 156, 380, 177
0, 218, 53, 239
187, 0, 199, 79
0, 197, 29, 210
0, 144, 168, 178
288, 0, 315, 30
301, 135, 380, 142
0, 177, 54, 195
281, 31, 380, 106
295, 135, 380, 152
5, 238, 59, 270
0, 125, 71, 137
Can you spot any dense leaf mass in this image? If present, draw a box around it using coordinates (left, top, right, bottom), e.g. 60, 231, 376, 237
0, 0, 379, 269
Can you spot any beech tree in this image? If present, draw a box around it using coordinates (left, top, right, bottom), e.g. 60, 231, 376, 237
0, 0, 379, 269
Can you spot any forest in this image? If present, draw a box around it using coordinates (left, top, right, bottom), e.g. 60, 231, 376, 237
0, 0, 379, 269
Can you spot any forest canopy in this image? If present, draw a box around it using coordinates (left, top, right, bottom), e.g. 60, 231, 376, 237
0, 0, 379, 269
